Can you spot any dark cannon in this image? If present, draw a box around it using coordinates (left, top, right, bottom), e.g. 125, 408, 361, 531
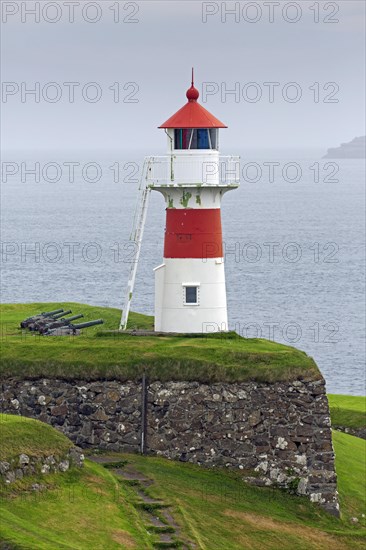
29, 310, 72, 331
43, 319, 104, 336
20, 309, 64, 329
38, 314, 84, 335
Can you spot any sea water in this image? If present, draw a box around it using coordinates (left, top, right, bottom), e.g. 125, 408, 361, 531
1, 150, 365, 395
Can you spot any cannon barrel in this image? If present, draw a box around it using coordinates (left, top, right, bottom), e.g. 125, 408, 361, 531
71, 319, 104, 329
20, 308, 64, 328
28, 310, 73, 331
38, 314, 84, 334
60, 314, 84, 323
43, 319, 103, 336
52, 310, 72, 320
40, 309, 65, 317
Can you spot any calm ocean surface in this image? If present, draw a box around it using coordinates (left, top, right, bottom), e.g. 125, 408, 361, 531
1, 150, 365, 396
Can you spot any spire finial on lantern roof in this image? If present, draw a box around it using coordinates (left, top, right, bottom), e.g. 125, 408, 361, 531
159, 70, 227, 129
186, 67, 199, 102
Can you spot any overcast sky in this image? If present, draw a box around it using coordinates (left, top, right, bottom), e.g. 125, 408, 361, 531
1, 0, 365, 151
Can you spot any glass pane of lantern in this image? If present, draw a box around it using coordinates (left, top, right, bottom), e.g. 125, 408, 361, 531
197, 129, 209, 149
182, 129, 191, 149
174, 129, 182, 149
209, 129, 218, 149
190, 129, 198, 149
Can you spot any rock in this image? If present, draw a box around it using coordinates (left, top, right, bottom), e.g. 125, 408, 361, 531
80, 421, 93, 437
277, 473, 287, 484
255, 460, 268, 474
41, 464, 50, 474
295, 454, 307, 466
276, 437, 288, 450
106, 390, 120, 402
91, 408, 110, 421
248, 410, 261, 427
19, 453, 29, 465
310, 492, 325, 504
297, 477, 308, 495
10, 398, 20, 410
323, 136, 366, 159
268, 467, 278, 480
68, 413, 82, 426
69, 447, 84, 467
222, 389, 236, 402
31, 483, 46, 492
314, 440, 333, 452
51, 404, 68, 416
296, 425, 314, 438
0, 461, 10, 474
244, 476, 267, 487
78, 404, 95, 416
51, 416, 65, 426
58, 460, 69, 472
5, 471, 16, 483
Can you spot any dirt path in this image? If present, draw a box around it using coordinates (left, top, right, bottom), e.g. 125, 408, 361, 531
89, 455, 195, 549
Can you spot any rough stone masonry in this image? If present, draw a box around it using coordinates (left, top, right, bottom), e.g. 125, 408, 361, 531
0, 377, 339, 516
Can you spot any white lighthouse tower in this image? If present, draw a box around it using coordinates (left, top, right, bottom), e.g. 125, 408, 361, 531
147, 71, 240, 333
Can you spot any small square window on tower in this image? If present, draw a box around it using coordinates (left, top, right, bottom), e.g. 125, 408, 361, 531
183, 284, 200, 305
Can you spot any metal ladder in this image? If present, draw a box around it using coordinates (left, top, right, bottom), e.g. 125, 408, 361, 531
119, 159, 151, 330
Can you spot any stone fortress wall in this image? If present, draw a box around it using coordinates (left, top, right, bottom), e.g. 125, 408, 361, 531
1, 377, 339, 516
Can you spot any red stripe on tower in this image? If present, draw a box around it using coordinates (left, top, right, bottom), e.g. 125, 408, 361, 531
164, 209, 223, 259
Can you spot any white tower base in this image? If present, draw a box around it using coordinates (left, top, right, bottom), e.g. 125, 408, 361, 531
154, 258, 228, 333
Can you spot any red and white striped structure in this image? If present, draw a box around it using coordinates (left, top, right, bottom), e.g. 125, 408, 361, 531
147, 72, 240, 333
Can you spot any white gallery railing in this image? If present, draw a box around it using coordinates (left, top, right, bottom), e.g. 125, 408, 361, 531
144, 155, 240, 186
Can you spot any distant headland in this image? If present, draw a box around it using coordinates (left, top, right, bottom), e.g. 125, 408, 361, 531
323, 136, 366, 158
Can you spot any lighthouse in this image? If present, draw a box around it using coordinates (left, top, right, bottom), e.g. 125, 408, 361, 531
146, 72, 240, 334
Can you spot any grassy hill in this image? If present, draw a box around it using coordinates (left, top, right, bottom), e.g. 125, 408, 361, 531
328, 394, 366, 431
1, 304, 365, 547
332, 430, 366, 523
0, 413, 365, 549
0, 302, 320, 384
0, 415, 72, 462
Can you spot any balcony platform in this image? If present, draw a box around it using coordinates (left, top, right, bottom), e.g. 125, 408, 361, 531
144, 155, 241, 187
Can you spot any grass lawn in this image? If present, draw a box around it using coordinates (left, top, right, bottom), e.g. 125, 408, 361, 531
332, 430, 366, 523
0, 460, 153, 549
0, 302, 321, 384
1, 428, 365, 549
0, 415, 72, 462
112, 431, 366, 549
328, 394, 366, 431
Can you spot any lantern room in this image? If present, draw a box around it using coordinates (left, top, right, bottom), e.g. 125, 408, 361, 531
173, 128, 218, 150
159, 71, 226, 150
148, 70, 233, 186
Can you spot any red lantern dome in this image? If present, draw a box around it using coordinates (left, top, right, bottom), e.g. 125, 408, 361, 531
159, 69, 227, 129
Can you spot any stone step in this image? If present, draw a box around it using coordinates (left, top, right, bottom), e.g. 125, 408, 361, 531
136, 489, 164, 504
154, 532, 178, 547
114, 468, 152, 483
147, 519, 174, 530
88, 455, 120, 464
